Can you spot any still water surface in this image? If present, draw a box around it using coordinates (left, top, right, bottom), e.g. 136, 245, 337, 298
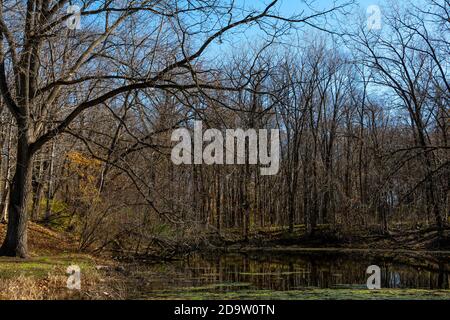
125, 250, 450, 298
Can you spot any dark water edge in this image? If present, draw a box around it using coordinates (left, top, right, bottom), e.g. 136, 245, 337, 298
121, 249, 450, 299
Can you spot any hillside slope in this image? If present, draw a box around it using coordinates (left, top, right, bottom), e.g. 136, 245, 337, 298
0, 221, 75, 256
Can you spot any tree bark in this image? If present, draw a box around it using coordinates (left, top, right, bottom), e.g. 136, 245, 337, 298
0, 131, 31, 258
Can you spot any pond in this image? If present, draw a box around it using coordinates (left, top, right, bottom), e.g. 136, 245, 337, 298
123, 249, 450, 299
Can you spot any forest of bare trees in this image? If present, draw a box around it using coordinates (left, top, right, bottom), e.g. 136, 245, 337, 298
0, 0, 448, 259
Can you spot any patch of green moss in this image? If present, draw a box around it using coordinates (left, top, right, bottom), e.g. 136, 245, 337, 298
144, 288, 450, 300
0, 253, 98, 280
179, 283, 253, 291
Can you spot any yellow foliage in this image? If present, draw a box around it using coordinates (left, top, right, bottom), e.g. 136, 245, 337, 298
66, 151, 102, 200
67, 151, 102, 169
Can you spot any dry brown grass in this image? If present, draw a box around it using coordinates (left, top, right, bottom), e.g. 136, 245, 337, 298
0, 274, 45, 300
0, 263, 128, 300
0, 273, 80, 300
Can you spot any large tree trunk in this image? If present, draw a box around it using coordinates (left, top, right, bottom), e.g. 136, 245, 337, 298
0, 133, 31, 258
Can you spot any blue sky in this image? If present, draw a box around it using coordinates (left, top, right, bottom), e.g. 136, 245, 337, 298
278, 0, 379, 13
204, 0, 382, 59
238, 0, 383, 20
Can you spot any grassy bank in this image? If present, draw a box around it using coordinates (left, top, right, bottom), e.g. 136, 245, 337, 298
0, 222, 124, 299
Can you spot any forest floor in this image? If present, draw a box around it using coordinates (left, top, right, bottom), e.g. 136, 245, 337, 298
1, 222, 450, 299
0, 222, 125, 299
